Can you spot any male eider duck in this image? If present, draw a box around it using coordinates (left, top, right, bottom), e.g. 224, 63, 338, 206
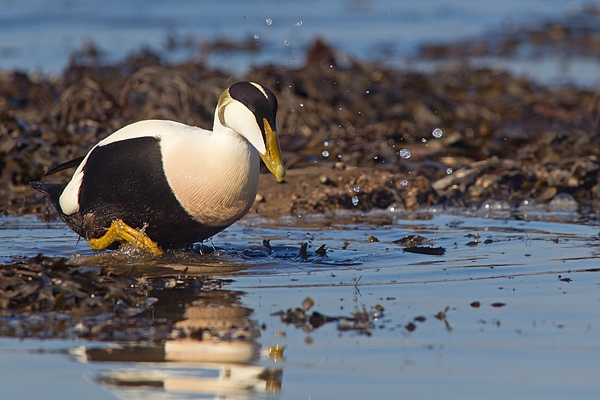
31, 81, 285, 255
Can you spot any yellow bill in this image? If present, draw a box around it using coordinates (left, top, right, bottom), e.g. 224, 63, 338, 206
260, 118, 286, 180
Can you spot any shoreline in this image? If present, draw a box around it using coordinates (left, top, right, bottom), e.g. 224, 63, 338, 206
1, 37, 599, 218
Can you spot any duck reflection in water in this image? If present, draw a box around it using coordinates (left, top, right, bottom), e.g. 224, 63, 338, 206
73, 286, 282, 397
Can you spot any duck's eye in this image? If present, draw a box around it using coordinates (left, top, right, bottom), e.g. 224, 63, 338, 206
248, 104, 256, 112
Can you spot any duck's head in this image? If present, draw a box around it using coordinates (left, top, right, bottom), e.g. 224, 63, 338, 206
216, 81, 285, 180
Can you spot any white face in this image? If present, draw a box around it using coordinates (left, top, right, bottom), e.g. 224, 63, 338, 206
221, 100, 267, 155
216, 81, 285, 180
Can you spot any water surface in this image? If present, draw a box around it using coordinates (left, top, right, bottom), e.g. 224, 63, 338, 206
2, 0, 600, 86
1, 211, 599, 399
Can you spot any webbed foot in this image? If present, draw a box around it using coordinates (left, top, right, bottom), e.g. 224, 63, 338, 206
88, 219, 163, 255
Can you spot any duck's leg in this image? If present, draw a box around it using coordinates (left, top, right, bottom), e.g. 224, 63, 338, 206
88, 219, 163, 255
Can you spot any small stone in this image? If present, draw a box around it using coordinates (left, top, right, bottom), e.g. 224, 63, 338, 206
319, 175, 333, 185
315, 244, 327, 255
302, 296, 315, 311
405, 322, 416, 332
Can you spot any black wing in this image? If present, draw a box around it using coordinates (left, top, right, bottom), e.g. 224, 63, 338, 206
45, 156, 86, 176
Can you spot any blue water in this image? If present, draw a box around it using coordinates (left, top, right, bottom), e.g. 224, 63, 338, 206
1, 212, 600, 399
2, 0, 600, 85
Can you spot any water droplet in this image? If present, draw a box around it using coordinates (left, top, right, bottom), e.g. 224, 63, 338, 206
351, 196, 359, 206
353, 187, 360, 193
399, 149, 411, 159
338, 107, 343, 111
446, 167, 453, 175
337, 154, 342, 159
432, 128, 443, 138
421, 138, 427, 143
299, 103, 304, 107
283, 40, 289, 46
400, 180, 408, 187
366, 90, 370, 94
323, 141, 329, 146
322, 150, 329, 157
481, 200, 511, 211
266, 18, 273, 25
387, 203, 401, 212
520, 198, 536, 209
291, 57, 297, 64
253, 34, 259, 40
294, 21, 303, 26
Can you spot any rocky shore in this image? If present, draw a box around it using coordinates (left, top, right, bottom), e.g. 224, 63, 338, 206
1, 23, 600, 218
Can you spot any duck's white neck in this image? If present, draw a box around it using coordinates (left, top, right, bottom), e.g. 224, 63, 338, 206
215, 101, 267, 155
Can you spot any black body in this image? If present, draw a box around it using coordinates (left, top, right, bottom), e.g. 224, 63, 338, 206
31, 136, 225, 250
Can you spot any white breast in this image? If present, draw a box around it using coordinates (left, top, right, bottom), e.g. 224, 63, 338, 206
159, 123, 260, 227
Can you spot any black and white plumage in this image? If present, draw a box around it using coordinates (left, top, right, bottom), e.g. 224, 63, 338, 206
31, 81, 285, 252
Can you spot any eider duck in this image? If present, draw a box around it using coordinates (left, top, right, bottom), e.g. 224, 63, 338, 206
31, 81, 285, 255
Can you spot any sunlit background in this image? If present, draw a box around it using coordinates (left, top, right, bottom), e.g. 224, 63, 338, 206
2, 0, 600, 85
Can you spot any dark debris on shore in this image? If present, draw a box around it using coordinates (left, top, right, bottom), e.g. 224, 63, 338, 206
2, 22, 600, 217
0, 254, 252, 341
